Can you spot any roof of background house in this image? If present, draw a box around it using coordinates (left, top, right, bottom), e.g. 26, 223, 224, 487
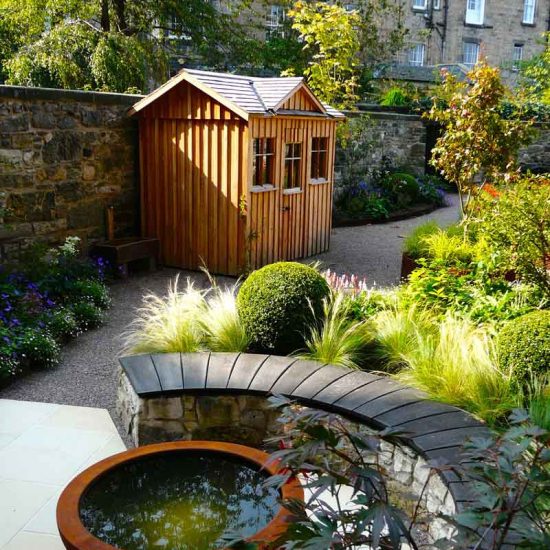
130, 68, 345, 120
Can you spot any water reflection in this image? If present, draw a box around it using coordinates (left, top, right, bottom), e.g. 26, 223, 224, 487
80, 451, 279, 550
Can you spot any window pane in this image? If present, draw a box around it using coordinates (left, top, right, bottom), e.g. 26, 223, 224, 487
466, 0, 484, 25
463, 42, 479, 66
523, 0, 535, 24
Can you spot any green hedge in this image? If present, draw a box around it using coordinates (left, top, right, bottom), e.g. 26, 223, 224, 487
498, 310, 550, 386
237, 262, 330, 354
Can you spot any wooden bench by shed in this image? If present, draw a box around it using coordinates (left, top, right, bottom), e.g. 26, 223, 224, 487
129, 70, 345, 276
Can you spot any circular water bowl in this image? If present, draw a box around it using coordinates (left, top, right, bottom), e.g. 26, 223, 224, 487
57, 441, 302, 550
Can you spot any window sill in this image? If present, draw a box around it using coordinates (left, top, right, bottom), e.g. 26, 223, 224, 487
250, 184, 277, 193
309, 178, 330, 185
283, 187, 303, 195
521, 21, 536, 27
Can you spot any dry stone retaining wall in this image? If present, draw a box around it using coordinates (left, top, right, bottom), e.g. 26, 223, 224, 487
0, 85, 142, 257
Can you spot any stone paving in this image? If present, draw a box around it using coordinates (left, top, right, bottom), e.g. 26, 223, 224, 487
0, 399, 125, 549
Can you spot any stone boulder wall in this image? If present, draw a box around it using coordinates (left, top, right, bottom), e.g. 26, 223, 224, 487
0, 85, 142, 258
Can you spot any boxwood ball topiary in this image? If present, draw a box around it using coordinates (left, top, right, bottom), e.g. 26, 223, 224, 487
498, 310, 550, 387
237, 262, 330, 354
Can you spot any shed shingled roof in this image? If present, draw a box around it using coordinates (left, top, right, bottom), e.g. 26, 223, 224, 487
129, 68, 345, 120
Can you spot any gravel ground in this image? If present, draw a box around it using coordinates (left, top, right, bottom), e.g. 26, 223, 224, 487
309, 192, 461, 285
0, 194, 459, 438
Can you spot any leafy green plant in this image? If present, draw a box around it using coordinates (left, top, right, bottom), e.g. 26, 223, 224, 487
402, 221, 441, 259
380, 87, 410, 107
71, 302, 104, 331
46, 308, 80, 341
298, 292, 373, 369
426, 60, 534, 220
17, 329, 60, 370
70, 279, 111, 310
396, 315, 518, 425
237, 262, 330, 354
0, 353, 20, 383
200, 284, 249, 353
478, 176, 550, 297
498, 310, 550, 389
383, 172, 419, 207
447, 410, 550, 548
122, 277, 206, 355
523, 375, 550, 432
343, 287, 399, 321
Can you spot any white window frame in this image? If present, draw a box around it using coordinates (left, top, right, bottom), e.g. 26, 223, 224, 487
412, 0, 427, 10
513, 44, 524, 69
465, 0, 485, 25
463, 41, 480, 66
523, 0, 536, 24
408, 43, 425, 66
433, 0, 441, 9
265, 5, 286, 38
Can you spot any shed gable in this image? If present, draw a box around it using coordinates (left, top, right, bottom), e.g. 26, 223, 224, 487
137, 80, 243, 121
278, 87, 324, 113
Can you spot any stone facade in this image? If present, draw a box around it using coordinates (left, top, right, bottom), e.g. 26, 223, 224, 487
0, 85, 142, 257
520, 124, 550, 173
116, 368, 456, 545
378, 0, 550, 84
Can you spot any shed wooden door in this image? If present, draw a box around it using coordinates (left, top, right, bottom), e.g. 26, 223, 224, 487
280, 129, 306, 260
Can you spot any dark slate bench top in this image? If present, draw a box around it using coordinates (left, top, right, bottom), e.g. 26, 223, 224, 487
119, 352, 491, 511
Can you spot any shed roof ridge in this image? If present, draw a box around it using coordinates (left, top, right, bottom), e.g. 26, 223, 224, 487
249, 80, 269, 113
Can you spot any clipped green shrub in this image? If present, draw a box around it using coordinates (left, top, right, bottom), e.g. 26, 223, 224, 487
237, 262, 330, 354
18, 330, 60, 369
47, 308, 80, 341
71, 301, 105, 330
385, 172, 420, 206
499, 310, 550, 387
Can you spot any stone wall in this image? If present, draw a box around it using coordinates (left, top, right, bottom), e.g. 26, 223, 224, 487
0, 85, 142, 258
116, 369, 455, 545
520, 125, 550, 174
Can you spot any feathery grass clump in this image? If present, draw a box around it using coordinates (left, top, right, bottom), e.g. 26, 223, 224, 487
121, 275, 249, 355
396, 314, 518, 425
299, 292, 373, 369
200, 284, 250, 352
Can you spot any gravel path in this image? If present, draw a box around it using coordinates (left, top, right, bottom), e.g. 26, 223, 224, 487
309, 193, 461, 285
0, 194, 459, 438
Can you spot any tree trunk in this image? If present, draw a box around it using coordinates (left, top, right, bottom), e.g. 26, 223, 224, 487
100, 0, 110, 32
113, 0, 128, 34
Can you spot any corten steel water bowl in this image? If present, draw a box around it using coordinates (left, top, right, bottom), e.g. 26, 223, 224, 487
57, 440, 303, 550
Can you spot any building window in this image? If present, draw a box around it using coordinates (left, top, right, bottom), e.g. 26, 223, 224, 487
465, 0, 485, 25
463, 41, 480, 66
284, 143, 302, 189
265, 5, 286, 39
408, 44, 425, 66
513, 44, 524, 69
311, 138, 328, 181
433, 0, 441, 9
412, 0, 426, 9
523, 0, 536, 24
252, 138, 275, 186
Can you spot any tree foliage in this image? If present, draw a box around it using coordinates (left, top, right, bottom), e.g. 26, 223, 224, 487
426, 60, 534, 219
521, 33, 550, 104
0, 0, 259, 92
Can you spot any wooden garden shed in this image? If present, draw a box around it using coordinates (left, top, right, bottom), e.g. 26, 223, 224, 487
129, 69, 344, 276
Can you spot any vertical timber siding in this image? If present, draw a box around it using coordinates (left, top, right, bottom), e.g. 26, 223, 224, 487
248, 115, 337, 270
138, 82, 247, 276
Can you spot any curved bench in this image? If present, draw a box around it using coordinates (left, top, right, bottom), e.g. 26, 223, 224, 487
118, 351, 491, 513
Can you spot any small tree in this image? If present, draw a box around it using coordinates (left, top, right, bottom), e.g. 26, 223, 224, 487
284, 1, 361, 109
426, 60, 534, 220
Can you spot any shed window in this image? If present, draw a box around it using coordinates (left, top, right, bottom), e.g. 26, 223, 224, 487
253, 138, 275, 186
311, 137, 328, 181
284, 143, 302, 189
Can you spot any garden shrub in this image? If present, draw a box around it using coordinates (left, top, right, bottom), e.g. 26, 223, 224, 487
70, 279, 111, 310
46, 308, 79, 341
17, 329, 60, 369
402, 221, 440, 259
498, 310, 550, 387
383, 172, 419, 207
71, 301, 105, 330
237, 262, 330, 354
0, 353, 20, 383
380, 87, 411, 107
